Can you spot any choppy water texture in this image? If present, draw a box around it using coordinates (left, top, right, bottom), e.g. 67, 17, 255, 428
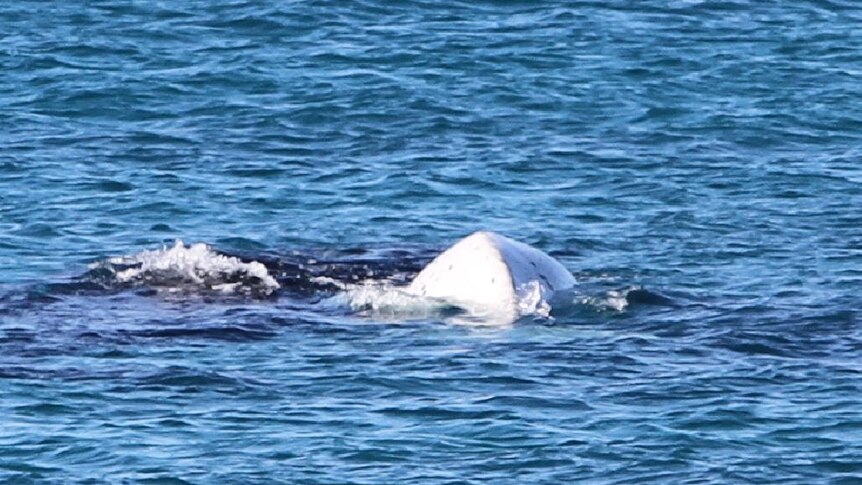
2, 1, 862, 483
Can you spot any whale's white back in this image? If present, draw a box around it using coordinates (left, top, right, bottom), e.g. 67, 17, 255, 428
408, 231, 575, 319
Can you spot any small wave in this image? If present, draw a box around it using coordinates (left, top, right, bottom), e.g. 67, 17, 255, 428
573, 285, 675, 312
130, 325, 277, 342
89, 241, 279, 297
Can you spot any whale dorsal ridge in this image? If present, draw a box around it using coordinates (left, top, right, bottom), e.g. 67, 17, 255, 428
408, 231, 575, 317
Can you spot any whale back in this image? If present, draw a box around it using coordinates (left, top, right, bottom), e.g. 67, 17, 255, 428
408, 231, 575, 318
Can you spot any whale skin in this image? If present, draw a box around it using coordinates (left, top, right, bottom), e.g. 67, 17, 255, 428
408, 231, 575, 319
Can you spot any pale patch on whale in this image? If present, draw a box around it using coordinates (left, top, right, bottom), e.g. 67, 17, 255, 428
406, 231, 575, 322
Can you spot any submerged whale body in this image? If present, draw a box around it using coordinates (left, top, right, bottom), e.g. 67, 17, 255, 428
92, 232, 576, 323
408, 231, 575, 320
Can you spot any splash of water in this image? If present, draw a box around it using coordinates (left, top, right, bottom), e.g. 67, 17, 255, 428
90, 241, 279, 296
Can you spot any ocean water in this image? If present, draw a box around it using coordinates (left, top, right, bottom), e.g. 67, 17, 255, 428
2, 0, 862, 483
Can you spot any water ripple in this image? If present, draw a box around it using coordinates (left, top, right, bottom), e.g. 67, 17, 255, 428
2, 0, 862, 482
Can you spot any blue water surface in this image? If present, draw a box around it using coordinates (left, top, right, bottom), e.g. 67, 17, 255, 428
1, 1, 861, 483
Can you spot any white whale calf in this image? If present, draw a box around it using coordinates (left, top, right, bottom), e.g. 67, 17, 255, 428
408, 231, 575, 321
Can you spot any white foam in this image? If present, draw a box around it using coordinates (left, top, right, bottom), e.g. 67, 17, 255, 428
324, 281, 453, 321
515, 280, 553, 317
575, 286, 643, 312
326, 277, 560, 325
94, 240, 279, 296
